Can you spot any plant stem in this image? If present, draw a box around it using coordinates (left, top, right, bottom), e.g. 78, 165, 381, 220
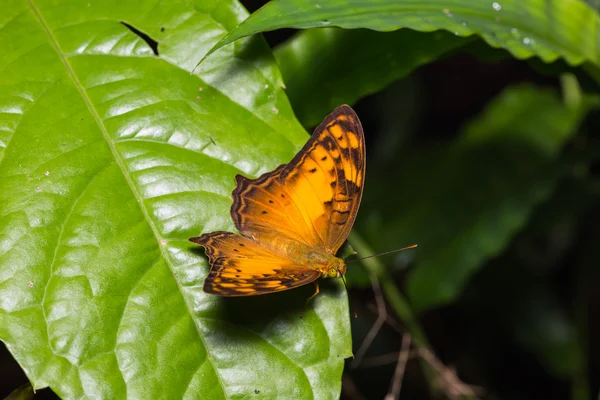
349, 232, 428, 347
348, 232, 480, 400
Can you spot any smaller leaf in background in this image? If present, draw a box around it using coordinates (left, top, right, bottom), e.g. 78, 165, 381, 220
455, 163, 600, 390
357, 81, 599, 313
275, 28, 472, 126
512, 286, 582, 378
457, 254, 586, 391
4, 384, 34, 400
203, 0, 600, 69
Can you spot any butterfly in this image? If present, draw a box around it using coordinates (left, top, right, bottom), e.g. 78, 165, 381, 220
190, 105, 365, 296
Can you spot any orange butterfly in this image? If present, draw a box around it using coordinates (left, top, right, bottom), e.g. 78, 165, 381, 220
190, 105, 365, 296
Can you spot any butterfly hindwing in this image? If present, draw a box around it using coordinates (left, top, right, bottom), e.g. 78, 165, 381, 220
191, 232, 320, 296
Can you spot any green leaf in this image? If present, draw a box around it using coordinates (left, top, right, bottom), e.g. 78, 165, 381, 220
275, 28, 473, 127
5, 384, 35, 400
358, 82, 599, 313
203, 0, 600, 68
0, 0, 351, 398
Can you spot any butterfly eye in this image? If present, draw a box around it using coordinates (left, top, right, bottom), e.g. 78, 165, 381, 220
326, 267, 338, 278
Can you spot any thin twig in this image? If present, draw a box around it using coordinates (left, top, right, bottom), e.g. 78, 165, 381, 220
385, 333, 412, 400
416, 348, 485, 399
356, 347, 484, 399
366, 302, 405, 334
348, 233, 429, 347
356, 352, 402, 369
351, 272, 387, 368
349, 233, 484, 399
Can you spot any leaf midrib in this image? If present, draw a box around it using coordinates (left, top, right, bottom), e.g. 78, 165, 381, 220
26, 0, 228, 396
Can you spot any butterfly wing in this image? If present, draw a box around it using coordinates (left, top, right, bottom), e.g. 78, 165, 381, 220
232, 105, 365, 255
191, 232, 320, 296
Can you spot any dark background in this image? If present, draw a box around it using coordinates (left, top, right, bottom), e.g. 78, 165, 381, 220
2, 1, 599, 399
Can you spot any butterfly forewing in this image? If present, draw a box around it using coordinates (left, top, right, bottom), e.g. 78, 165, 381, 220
231, 105, 365, 254
231, 165, 322, 251
280, 105, 365, 254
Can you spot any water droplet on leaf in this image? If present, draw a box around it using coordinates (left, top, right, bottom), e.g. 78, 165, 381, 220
523, 37, 534, 47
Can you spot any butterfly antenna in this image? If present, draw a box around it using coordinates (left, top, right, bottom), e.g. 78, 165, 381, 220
346, 244, 418, 264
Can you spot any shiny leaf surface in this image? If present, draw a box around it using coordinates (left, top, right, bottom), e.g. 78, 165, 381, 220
0, 0, 351, 398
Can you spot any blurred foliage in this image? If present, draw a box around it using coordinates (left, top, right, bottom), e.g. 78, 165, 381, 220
3, 0, 600, 399
274, 28, 473, 126
361, 82, 599, 312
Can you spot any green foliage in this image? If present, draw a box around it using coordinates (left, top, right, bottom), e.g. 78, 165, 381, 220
360, 82, 598, 312
275, 28, 473, 126
3, 0, 600, 399
205, 0, 600, 66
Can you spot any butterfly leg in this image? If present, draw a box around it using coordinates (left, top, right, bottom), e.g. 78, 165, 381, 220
301, 281, 320, 318
308, 281, 320, 303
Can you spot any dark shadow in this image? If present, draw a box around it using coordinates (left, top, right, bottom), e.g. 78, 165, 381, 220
218, 278, 341, 326
189, 244, 343, 323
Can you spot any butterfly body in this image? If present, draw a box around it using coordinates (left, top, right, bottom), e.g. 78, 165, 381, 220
291, 248, 346, 279
190, 105, 364, 296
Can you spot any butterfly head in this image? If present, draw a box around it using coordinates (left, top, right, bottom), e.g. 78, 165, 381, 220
323, 257, 347, 279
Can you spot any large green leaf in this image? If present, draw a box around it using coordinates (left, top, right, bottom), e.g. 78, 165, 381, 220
275, 28, 473, 127
357, 82, 598, 312
0, 0, 351, 398
203, 0, 600, 68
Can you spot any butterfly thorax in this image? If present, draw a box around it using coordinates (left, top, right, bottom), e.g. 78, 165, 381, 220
321, 256, 347, 279
297, 250, 347, 279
